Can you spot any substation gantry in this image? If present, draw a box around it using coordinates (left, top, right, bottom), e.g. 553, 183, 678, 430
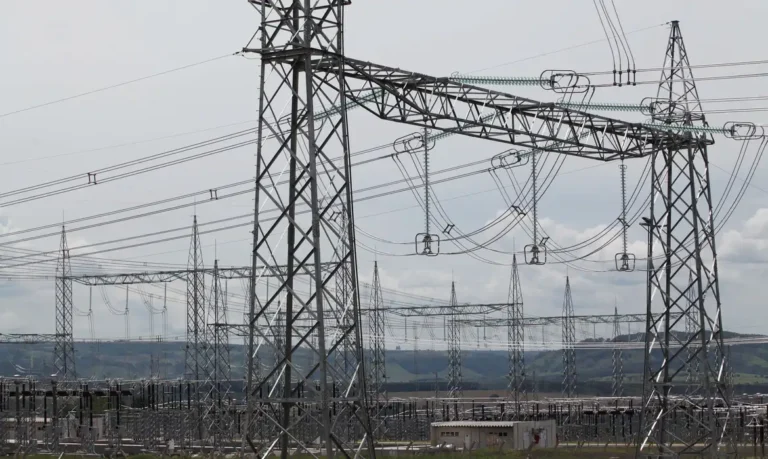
34, 4, 732, 458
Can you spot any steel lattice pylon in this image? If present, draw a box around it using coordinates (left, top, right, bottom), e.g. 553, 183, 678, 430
638, 20, 735, 458
612, 306, 624, 398
205, 259, 233, 449
367, 261, 387, 437
562, 276, 576, 399
54, 226, 76, 380
446, 281, 463, 402
507, 255, 526, 417
184, 216, 212, 443
243, 1, 374, 457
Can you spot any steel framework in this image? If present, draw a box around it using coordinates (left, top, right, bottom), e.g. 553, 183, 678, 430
562, 276, 576, 399
243, 1, 374, 457
206, 259, 233, 449
684, 271, 701, 395
458, 311, 684, 328
231, 6, 716, 458
54, 226, 76, 380
638, 20, 734, 458
612, 306, 624, 398
445, 282, 463, 400
184, 216, 211, 443
367, 261, 387, 436
507, 255, 526, 416
68, 263, 335, 285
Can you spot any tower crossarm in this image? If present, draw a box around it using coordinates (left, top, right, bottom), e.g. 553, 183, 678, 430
66, 262, 336, 285
360, 302, 506, 317
0, 333, 61, 344
457, 311, 683, 327
285, 52, 706, 160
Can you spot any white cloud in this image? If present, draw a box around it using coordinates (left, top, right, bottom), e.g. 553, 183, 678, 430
720, 208, 768, 264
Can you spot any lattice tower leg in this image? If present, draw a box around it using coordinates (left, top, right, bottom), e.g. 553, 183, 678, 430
243, 2, 375, 458
638, 20, 734, 458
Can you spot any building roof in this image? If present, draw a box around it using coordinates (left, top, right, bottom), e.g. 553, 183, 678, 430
431, 421, 518, 428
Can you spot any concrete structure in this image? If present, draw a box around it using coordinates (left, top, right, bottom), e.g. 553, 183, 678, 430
430, 420, 556, 450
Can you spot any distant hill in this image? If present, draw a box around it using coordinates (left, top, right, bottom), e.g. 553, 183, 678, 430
2, 331, 767, 396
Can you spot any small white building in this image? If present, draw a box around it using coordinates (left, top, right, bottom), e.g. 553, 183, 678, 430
430, 420, 556, 451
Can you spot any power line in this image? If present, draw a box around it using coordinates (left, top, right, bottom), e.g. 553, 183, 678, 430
0, 52, 240, 119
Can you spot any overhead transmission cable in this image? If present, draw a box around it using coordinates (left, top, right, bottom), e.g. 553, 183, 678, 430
0, 52, 241, 119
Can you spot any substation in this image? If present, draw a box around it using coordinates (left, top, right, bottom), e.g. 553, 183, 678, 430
1, 1, 768, 458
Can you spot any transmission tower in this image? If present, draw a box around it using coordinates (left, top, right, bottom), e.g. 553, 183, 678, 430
561, 276, 576, 398
242, 2, 374, 457
207, 259, 232, 448
367, 262, 387, 438
184, 216, 209, 441
368, 262, 387, 401
612, 306, 624, 398
507, 255, 526, 417
54, 226, 76, 379
639, 20, 734, 457
446, 282, 463, 399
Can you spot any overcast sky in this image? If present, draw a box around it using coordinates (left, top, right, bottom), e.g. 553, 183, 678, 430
1, 1, 767, 351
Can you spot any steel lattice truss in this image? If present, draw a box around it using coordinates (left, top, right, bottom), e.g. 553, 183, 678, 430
184, 217, 214, 444
67, 263, 336, 285
233, 4, 722, 458
507, 255, 526, 416
638, 21, 734, 458
445, 282, 463, 401
242, 1, 374, 457
367, 261, 387, 438
684, 271, 702, 394
204, 260, 233, 449
562, 276, 576, 399
457, 311, 684, 327
0, 333, 60, 344
612, 307, 624, 398
305, 57, 699, 160
54, 227, 76, 380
